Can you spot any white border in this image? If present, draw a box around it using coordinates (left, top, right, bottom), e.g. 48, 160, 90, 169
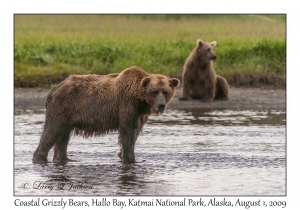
3, 0, 298, 209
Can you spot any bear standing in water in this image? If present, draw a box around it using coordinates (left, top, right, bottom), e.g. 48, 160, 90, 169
33, 66, 180, 164
179, 39, 229, 102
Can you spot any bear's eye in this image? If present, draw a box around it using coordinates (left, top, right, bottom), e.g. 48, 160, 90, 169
207, 48, 211, 52
163, 91, 169, 95
152, 91, 159, 95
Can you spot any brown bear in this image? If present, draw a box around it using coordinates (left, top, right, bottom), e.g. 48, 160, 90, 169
179, 39, 229, 102
32, 66, 180, 164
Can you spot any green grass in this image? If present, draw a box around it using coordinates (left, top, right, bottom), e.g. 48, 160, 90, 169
14, 14, 286, 87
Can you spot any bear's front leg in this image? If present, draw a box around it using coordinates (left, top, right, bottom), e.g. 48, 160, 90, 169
201, 78, 215, 102
117, 115, 148, 163
179, 81, 190, 101
118, 129, 137, 164
118, 109, 141, 164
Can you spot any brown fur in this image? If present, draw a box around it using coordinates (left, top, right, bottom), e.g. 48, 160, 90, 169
179, 39, 229, 102
32, 66, 180, 164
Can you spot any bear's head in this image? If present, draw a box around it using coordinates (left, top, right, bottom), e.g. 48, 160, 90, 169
141, 75, 180, 115
194, 39, 217, 63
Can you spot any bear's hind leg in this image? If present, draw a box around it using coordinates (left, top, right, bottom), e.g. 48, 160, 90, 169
118, 148, 123, 161
33, 126, 60, 164
215, 76, 229, 100
52, 131, 72, 163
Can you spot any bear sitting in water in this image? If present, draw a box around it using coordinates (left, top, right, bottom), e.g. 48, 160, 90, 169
32, 66, 180, 164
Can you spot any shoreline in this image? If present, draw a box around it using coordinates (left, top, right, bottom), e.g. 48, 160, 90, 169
14, 86, 286, 111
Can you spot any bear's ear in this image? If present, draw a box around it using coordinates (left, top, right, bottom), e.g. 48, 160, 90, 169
196, 39, 203, 47
141, 77, 151, 87
170, 78, 180, 88
210, 41, 217, 48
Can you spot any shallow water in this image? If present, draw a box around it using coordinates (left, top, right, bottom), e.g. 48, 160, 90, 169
14, 108, 286, 196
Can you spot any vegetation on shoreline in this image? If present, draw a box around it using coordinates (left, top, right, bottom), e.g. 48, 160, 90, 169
14, 14, 286, 88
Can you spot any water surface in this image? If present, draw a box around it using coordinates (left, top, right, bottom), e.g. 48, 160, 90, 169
14, 109, 286, 196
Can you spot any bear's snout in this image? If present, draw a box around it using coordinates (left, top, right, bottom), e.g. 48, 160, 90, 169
158, 104, 165, 111
155, 93, 166, 112
211, 54, 217, 60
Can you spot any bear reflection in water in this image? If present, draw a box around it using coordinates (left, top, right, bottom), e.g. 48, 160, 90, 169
32, 66, 179, 165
